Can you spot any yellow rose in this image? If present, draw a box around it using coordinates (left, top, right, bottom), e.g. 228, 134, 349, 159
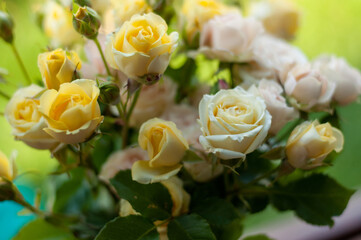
181, 0, 239, 43
5, 85, 59, 150
105, 13, 178, 82
38, 49, 82, 90
0, 151, 14, 182
39, 79, 104, 144
110, 0, 151, 27
248, 0, 300, 40
132, 118, 189, 184
286, 121, 344, 170
43, 1, 81, 46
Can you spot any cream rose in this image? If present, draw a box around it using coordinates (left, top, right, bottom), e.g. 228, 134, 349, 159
0, 151, 14, 182
312, 55, 361, 105
5, 85, 59, 150
248, 0, 300, 40
184, 160, 223, 183
99, 147, 148, 181
249, 79, 299, 135
132, 118, 189, 184
38, 49, 81, 90
284, 63, 336, 111
105, 13, 178, 82
286, 121, 344, 169
43, 1, 81, 47
39, 79, 104, 144
181, 0, 239, 44
199, 14, 263, 62
199, 87, 272, 160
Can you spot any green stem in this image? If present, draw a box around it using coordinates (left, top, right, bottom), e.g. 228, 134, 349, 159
11, 43, 32, 85
122, 120, 129, 149
246, 167, 280, 186
0, 89, 10, 100
126, 86, 141, 122
116, 103, 124, 119
229, 63, 235, 88
94, 37, 112, 77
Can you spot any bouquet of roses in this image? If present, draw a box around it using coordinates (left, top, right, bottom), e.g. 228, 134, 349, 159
0, 0, 360, 239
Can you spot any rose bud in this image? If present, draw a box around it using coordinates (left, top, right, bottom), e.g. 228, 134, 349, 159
0, 151, 15, 182
98, 81, 121, 105
73, 6, 101, 39
0, 11, 14, 43
286, 121, 344, 170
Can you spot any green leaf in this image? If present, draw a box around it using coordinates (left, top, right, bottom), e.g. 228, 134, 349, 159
271, 174, 355, 226
110, 170, 172, 221
217, 219, 243, 240
95, 215, 159, 240
181, 150, 203, 163
260, 146, 285, 160
13, 218, 77, 240
91, 134, 115, 172
243, 234, 274, 240
192, 198, 240, 226
167, 214, 216, 240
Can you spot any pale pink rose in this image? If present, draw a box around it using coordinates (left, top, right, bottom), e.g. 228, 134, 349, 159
184, 161, 223, 183
126, 78, 177, 127
249, 79, 299, 135
234, 62, 277, 89
313, 55, 361, 105
253, 34, 308, 82
284, 63, 336, 111
199, 14, 264, 62
99, 147, 148, 181
160, 104, 202, 149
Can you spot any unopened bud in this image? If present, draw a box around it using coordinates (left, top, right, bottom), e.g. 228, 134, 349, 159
0, 11, 14, 43
73, 6, 101, 39
99, 82, 120, 105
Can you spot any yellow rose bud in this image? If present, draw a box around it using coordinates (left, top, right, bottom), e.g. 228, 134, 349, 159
181, 0, 239, 44
38, 49, 82, 90
132, 118, 189, 184
43, 1, 82, 47
105, 13, 178, 83
5, 85, 59, 150
286, 121, 344, 170
0, 151, 13, 181
39, 79, 104, 144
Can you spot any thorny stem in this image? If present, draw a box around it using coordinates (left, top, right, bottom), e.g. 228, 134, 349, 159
11, 43, 32, 85
94, 37, 112, 76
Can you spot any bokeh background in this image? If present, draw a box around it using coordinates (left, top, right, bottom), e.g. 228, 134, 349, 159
1, 0, 361, 239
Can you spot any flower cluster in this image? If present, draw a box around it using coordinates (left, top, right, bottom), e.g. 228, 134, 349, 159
0, 0, 359, 239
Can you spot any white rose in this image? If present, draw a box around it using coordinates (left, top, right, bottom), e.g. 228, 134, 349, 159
199, 14, 263, 62
99, 147, 148, 181
286, 121, 344, 169
253, 34, 308, 82
5, 85, 59, 150
313, 55, 361, 105
249, 79, 299, 135
284, 63, 336, 111
199, 86, 272, 160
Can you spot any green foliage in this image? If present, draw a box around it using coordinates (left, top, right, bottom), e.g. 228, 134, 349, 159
191, 198, 243, 240
167, 214, 216, 240
110, 170, 173, 221
271, 174, 355, 226
95, 215, 159, 240
13, 219, 77, 240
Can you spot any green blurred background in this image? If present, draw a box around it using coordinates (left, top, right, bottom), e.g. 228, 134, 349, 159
0, 0, 361, 238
